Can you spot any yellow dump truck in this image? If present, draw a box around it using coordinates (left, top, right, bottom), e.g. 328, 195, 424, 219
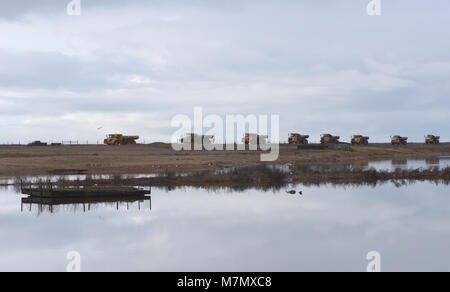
351, 135, 370, 145
391, 135, 408, 145
320, 134, 340, 144
288, 133, 309, 145
104, 134, 139, 145
242, 134, 268, 145
425, 135, 440, 144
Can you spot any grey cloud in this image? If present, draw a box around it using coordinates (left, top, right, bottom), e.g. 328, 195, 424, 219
0, 0, 449, 144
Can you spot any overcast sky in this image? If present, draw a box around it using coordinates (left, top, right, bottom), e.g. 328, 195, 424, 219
0, 0, 449, 144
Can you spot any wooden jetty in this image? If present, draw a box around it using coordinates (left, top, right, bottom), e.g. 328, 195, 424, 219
22, 195, 150, 205
21, 186, 151, 199
21, 195, 152, 213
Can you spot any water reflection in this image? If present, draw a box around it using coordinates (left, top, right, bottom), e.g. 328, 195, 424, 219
426, 158, 441, 165
365, 157, 450, 171
0, 182, 449, 271
19, 185, 152, 215
21, 195, 152, 215
296, 163, 354, 172
293, 158, 450, 174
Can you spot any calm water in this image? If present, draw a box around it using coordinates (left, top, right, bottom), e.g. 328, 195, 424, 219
1, 181, 450, 272
366, 157, 450, 171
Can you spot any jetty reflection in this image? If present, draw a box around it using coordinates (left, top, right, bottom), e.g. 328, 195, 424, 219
20, 186, 152, 214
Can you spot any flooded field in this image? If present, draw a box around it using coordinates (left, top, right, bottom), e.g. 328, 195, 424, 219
2, 158, 450, 188
295, 157, 450, 173
365, 157, 450, 171
1, 180, 450, 272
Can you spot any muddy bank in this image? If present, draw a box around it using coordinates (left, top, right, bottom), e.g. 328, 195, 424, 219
1, 143, 450, 177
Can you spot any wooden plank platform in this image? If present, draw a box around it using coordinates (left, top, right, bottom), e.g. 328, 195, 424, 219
21, 187, 150, 198
22, 195, 150, 206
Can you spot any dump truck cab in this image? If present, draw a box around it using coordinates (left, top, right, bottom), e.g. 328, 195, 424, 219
351, 135, 370, 145
425, 135, 440, 144
320, 134, 340, 144
104, 134, 139, 145
288, 133, 310, 145
104, 134, 123, 145
391, 135, 408, 145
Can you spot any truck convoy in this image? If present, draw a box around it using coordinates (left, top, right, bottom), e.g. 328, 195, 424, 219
25, 132, 444, 148
100, 133, 443, 146
104, 134, 139, 145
